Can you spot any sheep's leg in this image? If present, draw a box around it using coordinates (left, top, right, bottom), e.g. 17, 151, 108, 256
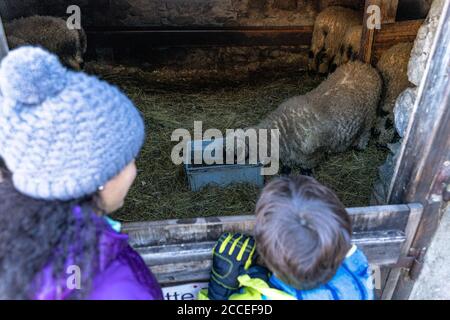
354, 128, 371, 150
280, 165, 292, 176
375, 115, 398, 146
300, 168, 314, 177
280, 164, 313, 177
295, 151, 324, 173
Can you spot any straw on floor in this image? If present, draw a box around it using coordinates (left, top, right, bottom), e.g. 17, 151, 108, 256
86, 62, 388, 222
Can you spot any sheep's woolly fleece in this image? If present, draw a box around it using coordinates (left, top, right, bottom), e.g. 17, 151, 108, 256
253, 61, 382, 169
5, 15, 87, 69
309, 6, 361, 74
375, 42, 413, 145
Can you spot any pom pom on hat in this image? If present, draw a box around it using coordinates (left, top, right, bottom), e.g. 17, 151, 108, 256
0, 46, 67, 105
0, 46, 145, 201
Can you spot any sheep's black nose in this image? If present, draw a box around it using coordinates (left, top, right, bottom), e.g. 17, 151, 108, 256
330, 63, 337, 73
79, 61, 85, 69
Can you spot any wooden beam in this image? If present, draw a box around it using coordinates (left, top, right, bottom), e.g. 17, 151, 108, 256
124, 204, 415, 248
86, 26, 314, 49
359, 0, 381, 63
374, 19, 423, 44
382, 203, 423, 299
372, 19, 423, 62
86, 20, 420, 64
380, 0, 399, 23
359, 0, 401, 63
137, 231, 407, 286
387, 1, 450, 299
124, 204, 423, 288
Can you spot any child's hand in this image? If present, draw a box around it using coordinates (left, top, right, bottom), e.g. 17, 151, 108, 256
208, 233, 257, 300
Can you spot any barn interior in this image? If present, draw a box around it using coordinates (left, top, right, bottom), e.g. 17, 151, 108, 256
0, 0, 432, 222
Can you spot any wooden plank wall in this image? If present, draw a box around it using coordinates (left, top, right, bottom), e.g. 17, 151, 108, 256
386, 0, 450, 299
372, 19, 423, 62
87, 20, 421, 65
86, 26, 314, 48
124, 204, 423, 289
124, 204, 413, 247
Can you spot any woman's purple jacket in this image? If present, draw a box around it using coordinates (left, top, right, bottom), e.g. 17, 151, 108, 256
32, 207, 163, 300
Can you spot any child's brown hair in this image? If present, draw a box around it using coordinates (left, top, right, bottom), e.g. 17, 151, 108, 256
254, 175, 352, 290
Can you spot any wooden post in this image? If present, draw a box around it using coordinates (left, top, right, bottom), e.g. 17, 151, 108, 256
387, 1, 450, 300
359, 0, 399, 63
380, 0, 399, 23
359, 0, 378, 63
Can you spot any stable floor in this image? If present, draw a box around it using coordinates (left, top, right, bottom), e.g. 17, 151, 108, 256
86, 62, 388, 222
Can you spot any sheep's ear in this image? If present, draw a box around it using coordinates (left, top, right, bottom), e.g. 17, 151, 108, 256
6, 35, 27, 49
77, 28, 87, 54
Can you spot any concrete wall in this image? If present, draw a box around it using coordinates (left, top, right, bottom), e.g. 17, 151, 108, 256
1, 0, 430, 27
0, 0, 362, 26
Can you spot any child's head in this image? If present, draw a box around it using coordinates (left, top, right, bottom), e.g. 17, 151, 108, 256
0, 46, 144, 204
0, 47, 145, 298
254, 175, 352, 290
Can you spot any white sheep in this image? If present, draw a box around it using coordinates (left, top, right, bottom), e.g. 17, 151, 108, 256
5, 16, 87, 70
374, 42, 413, 145
309, 6, 362, 74
236, 61, 382, 171
331, 24, 362, 71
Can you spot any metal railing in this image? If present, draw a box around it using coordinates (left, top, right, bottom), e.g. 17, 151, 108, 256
0, 15, 9, 61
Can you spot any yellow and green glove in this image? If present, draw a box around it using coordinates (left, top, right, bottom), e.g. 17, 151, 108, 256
208, 232, 257, 300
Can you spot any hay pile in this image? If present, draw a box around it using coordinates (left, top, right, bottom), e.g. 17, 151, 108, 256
86, 62, 388, 222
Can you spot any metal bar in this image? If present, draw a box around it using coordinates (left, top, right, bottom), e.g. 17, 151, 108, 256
0, 15, 9, 61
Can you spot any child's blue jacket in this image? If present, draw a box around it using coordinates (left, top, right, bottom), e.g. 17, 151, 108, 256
226, 245, 375, 300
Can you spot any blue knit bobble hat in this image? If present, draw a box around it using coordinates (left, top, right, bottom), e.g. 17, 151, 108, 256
0, 46, 67, 104
0, 47, 145, 201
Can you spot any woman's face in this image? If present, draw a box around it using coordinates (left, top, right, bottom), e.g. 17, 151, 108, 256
98, 161, 137, 214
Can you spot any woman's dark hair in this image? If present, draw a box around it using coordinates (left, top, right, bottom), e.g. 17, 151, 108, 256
254, 175, 352, 291
0, 162, 100, 299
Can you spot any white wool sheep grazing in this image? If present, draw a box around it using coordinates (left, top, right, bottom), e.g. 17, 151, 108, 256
331, 25, 362, 71
5, 16, 87, 70
252, 61, 382, 170
309, 6, 362, 74
374, 42, 413, 145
